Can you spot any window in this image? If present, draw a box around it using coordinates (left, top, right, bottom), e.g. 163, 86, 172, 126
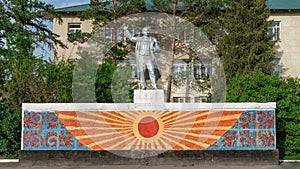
105, 27, 126, 42
173, 97, 191, 103
173, 59, 212, 78
173, 60, 190, 78
178, 31, 191, 42
105, 28, 113, 42
118, 28, 125, 40
177, 28, 195, 42
194, 96, 208, 103
194, 65, 205, 78
194, 60, 212, 78
68, 23, 81, 34
67, 58, 77, 63
268, 22, 280, 41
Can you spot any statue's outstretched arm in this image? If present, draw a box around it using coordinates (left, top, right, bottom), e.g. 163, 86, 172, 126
123, 25, 137, 42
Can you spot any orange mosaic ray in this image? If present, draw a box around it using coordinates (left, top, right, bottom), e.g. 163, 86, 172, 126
57, 110, 243, 150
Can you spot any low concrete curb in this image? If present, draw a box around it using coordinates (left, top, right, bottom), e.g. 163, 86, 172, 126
279, 160, 300, 163
0, 159, 19, 163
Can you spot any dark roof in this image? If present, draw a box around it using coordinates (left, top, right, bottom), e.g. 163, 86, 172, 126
55, 1, 186, 12
56, 4, 90, 12
55, 0, 300, 12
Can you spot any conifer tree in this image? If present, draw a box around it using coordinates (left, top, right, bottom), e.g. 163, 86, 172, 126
218, 0, 275, 81
79, 0, 146, 30
0, 0, 64, 50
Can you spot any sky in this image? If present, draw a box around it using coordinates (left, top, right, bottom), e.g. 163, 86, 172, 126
35, 0, 90, 60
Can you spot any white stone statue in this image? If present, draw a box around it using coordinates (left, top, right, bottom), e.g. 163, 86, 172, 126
124, 25, 161, 90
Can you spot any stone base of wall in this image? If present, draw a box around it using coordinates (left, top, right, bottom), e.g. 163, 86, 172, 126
19, 150, 279, 166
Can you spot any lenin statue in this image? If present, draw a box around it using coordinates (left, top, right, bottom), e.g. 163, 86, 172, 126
124, 25, 161, 90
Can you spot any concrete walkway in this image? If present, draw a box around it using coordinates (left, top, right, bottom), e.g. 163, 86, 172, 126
0, 162, 299, 169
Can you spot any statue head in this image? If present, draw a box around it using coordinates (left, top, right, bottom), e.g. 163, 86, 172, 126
142, 27, 149, 36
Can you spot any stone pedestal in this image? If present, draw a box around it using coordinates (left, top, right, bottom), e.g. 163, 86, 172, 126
133, 89, 164, 103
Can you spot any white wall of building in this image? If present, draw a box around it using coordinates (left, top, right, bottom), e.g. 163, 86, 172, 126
53, 15, 93, 61
269, 12, 300, 78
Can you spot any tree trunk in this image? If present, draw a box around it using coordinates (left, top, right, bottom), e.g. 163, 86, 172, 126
166, 1, 178, 102
112, 0, 117, 65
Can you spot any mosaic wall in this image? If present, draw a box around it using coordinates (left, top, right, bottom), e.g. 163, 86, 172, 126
22, 110, 275, 150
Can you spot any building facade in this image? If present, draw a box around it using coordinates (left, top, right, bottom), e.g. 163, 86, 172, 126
52, 0, 300, 102
268, 11, 300, 77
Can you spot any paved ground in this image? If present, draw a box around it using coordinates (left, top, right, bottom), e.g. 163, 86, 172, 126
0, 162, 299, 169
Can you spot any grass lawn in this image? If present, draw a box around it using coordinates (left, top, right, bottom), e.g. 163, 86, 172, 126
283, 154, 300, 160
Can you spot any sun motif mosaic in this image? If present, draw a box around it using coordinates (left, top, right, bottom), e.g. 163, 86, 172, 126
22, 110, 275, 150
55, 110, 242, 150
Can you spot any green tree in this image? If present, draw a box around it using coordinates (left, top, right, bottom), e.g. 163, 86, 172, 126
112, 65, 138, 103
1, 34, 73, 108
79, 0, 146, 31
0, 34, 74, 158
72, 52, 98, 103
43, 61, 74, 103
227, 71, 300, 159
0, 60, 73, 158
95, 61, 116, 103
0, 58, 4, 88
0, 0, 64, 49
218, 0, 275, 81
0, 0, 72, 158
95, 61, 138, 103
2, 34, 37, 109
0, 105, 21, 159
